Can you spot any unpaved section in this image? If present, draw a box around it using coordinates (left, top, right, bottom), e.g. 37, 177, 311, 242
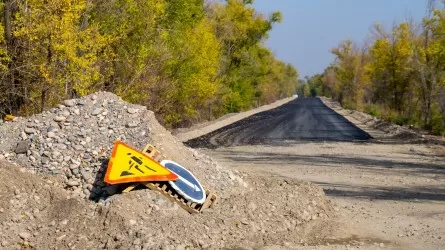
174, 96, 295, 142
202, 142, 445, 250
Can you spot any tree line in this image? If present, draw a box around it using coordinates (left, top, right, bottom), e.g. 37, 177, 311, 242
302, 0, 445, 135
0, 0, 298, 128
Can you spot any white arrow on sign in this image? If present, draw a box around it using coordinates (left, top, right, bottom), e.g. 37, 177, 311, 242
177, 175, 201, 192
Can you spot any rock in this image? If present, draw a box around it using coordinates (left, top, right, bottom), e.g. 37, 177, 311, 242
15, 141, 30, 154
24, 127, 36, 134
127, 108, 138, 114
54, 116, 66, 122
73, 145, 84, 151
73, 108, 80, 115
47, 131, 56, 138
67, 180, 80, 187
20, 132, 27, 140
19, 232, 31, 240
91, 108, 102, 116
129, 220, 137, 225
62, 110, 70, 117
41, 157, 50, 165
80, 169, 92, 181
47, 126, 58, 132
126, 121, 138, 128
63, 99, 76, 107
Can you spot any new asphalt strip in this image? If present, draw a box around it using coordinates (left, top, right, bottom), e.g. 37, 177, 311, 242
186, 98, 372, 148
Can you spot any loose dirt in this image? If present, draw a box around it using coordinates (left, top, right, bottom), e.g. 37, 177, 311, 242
0, 94, 335, 249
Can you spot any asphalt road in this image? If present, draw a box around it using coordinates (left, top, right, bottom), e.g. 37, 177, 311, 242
186, 98, 372, 148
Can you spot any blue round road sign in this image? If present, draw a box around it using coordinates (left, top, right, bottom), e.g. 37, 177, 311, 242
160, 160, 206, 204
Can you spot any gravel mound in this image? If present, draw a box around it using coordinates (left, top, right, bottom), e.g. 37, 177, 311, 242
0, 161, 335, 249
0, 92, 243, 200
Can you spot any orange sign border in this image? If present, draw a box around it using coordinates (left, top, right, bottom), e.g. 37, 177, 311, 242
104, 141, 178, 184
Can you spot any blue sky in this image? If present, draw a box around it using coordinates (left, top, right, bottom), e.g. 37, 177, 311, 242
252, 0, 427, 78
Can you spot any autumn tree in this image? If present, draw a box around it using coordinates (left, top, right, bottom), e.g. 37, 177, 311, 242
330, 40, 369, 109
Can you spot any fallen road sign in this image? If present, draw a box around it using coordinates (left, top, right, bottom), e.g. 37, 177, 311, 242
104, 141, 178, 184
160, 160, 206, 204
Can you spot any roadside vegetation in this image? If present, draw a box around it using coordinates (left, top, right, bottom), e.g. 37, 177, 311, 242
0, 0, 298, 128
298, 0, 445, 135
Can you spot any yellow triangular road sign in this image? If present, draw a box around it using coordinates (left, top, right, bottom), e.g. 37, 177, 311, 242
104, 141, 178, 184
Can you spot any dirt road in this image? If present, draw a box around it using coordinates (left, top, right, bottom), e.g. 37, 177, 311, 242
184, 98, 445, 249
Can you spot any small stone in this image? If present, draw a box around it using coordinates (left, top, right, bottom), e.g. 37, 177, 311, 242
54, 116, 66, 122
81, 169, 92, 181
63, 99, 76, 107
91, 95, 97, 100
19, 232, 31, 240
126, 121, 138, 128
83, 189, 90, 196
24, 127, 36, 134
62, 110, 70, 117
41, 157, 50, 165
73, 109, 80, 115
129, 220, 137, 225
67, 180, 80, 187
15, 141, 30, 154
78, 100, 86, 105
47, 126, 58, 132
91, 108, 102, 116
127, 108, 138, 114
21, 132, 27, 140
47, 132, 56, 138
73, 145, 84, 151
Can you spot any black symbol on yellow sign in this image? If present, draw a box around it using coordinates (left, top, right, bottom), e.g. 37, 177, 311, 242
120, 153, 157, 177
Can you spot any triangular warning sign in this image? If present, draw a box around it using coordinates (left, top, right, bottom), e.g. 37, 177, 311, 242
104, 141, 178, 184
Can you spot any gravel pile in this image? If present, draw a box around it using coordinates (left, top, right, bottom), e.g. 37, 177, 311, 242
0, 92, 243, 200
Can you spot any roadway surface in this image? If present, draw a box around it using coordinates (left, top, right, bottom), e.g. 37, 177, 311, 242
186, 98, 372, 148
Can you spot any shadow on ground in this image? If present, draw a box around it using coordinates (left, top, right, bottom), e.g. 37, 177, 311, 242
214, 149, 445, 202
316, 182, 445, 202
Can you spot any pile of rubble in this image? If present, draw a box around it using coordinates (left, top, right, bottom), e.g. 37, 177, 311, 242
0, 92, 244, 201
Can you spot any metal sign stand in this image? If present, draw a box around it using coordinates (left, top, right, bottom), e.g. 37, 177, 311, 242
122, 144, 218, 214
